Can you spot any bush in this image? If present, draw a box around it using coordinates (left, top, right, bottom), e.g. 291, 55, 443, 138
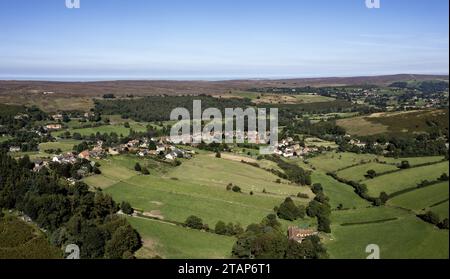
365, 169, 377, 179
418, 211, 440, 226
121, 201, 134, 215
311, 183, 323, 194
438, 218, 449, 230
232, 186, 242, 193
185, 215, 203, 230
276, 197, 305, 221
141, 168, 150, 175
297, 193, 309, 199
399, 160, 410, 169
439, 173, 449, 181
134, 163, 142, 172
215, 152, 221, 158
215, 221, 227, 235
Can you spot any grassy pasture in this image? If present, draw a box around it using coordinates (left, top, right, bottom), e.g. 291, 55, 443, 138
309, 151, 445, 173
38, 140, 82, 153
430, 201, 449, 219
308, 152, 379, 173
86, 154, 311, 227
326, 207, 449, 259
304, 137, 338, 148
388, 181, 449, 212
310, 172, 370, 210
53, 123, 147, 137
128, 217, 234, 259
364, 161, 449, 196
336, 163, 398, 182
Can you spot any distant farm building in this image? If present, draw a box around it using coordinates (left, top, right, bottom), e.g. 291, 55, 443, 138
288, 226, 318, 243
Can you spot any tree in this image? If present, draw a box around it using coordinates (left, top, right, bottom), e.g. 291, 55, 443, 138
276, 198, 305, 221
419, 211, 440, 226
366, 169, 377, 179
134, 163, 142, 172
215, 221, 227, 235
317, 216, 331, 233
379, 192, 389, 204
232, 186, 241, 193
105, 225, 141, 259
311, 183, 323, 194
121, 201, 134, 215
185, 215, 203, 230
399, 160, 410, 169
438, 218, 449, 230
439, 173, 449, 181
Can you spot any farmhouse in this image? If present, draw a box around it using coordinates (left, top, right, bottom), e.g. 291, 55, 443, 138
45, 124, 62, 131
288, 226, 318, 243
78, 150, 91, 160
52, 153, 77, 164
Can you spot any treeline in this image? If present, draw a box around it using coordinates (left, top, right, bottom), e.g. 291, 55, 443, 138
283, 119, 346, 139
0, 105, 50, 152
266, 156, 311, 186
232, 214, 328, 259
389, 80, 449, 94
264, 100, 367, 126
338, 135, 449, 158
0, 152, 142, 259
94, 95, 253, 122
306, 184, 332, 233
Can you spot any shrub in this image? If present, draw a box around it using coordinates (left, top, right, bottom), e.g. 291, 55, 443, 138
185, 215, 203, 230
121, 201, 134, 215
276, 197, 305, 221
418, 211, 440, 226
365, 169, 377, 179
232, 186, 242, 193
134, 163, 142, 172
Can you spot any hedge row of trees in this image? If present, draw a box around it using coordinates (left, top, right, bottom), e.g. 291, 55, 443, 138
306, 184, 332, 233
267, 156, 312, 186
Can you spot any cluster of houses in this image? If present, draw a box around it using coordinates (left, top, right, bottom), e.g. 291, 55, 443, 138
273, 137, 319, 158
114, 137, 195, 161
168, 130, 270, 146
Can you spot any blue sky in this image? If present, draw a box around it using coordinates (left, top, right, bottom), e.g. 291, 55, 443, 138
0, 0, 448, 80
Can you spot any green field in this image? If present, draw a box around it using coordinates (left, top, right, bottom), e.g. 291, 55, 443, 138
0, 215, 62, 259
388, 181, 449, 212
85, 154, 312, 228
431, 201, 449, 219
310, 172, 370, 210
39, 139, 82, 153
309, 152, 445, 173
128, 217, 234, 259
336, 163, 399, 182
53, 122, 148, 137
326, 207, 449, 259
364, 161, 449, 196
79, 146, 449, 259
